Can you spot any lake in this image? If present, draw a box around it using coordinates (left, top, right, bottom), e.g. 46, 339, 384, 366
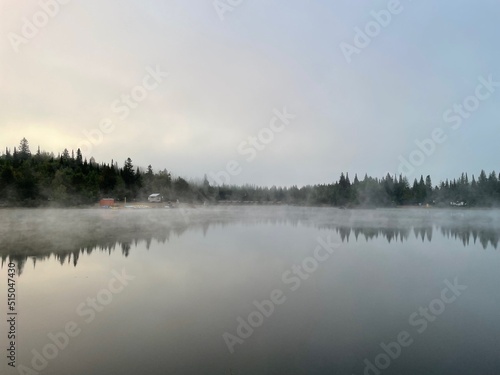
1, 206, 499, 375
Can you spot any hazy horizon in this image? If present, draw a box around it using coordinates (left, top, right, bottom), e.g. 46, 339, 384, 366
1, 137, 496, 190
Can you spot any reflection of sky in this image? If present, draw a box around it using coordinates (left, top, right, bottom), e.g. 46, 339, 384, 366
1, 218, 500, 374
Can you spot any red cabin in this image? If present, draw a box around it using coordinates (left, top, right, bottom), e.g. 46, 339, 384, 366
99, 198, 115, 208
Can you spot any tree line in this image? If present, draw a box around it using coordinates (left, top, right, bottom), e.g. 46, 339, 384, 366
0, 138, 499, 207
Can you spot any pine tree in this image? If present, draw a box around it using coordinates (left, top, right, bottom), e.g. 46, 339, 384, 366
76, 149, 83, 165
62, 149, 70, 161
122, 158, 135, 187
425, 175, 433, 202
18, 138, 31, 160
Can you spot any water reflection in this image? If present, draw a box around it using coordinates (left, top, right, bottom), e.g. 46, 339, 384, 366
1, 207, 500, 375
329, 224, 499, 249
1, 207, 499, 275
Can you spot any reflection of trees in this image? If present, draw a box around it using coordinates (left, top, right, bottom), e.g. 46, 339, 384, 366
0, 228, 192, 275
1, 207, 499, 274
440, 225, 499, 250
413, 226, 433, 242
321, 225, 433, 244
0, 208, 210, 275
326, 224, 498, 250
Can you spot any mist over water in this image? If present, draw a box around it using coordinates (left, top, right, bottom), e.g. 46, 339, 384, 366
1, 207, 499, 272
1, 206, 500, 374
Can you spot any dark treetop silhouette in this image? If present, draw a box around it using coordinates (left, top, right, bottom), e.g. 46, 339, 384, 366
1, 138, 499, 207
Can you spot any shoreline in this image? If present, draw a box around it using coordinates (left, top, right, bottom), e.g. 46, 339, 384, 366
0, 203, 498, 210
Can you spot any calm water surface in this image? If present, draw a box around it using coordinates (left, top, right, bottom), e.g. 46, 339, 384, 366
0, 207, 499, 375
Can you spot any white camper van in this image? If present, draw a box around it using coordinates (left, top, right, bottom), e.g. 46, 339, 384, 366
148, 193, 162, 203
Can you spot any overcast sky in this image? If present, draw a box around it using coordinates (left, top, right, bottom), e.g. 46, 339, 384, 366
1, 0, 499, 187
